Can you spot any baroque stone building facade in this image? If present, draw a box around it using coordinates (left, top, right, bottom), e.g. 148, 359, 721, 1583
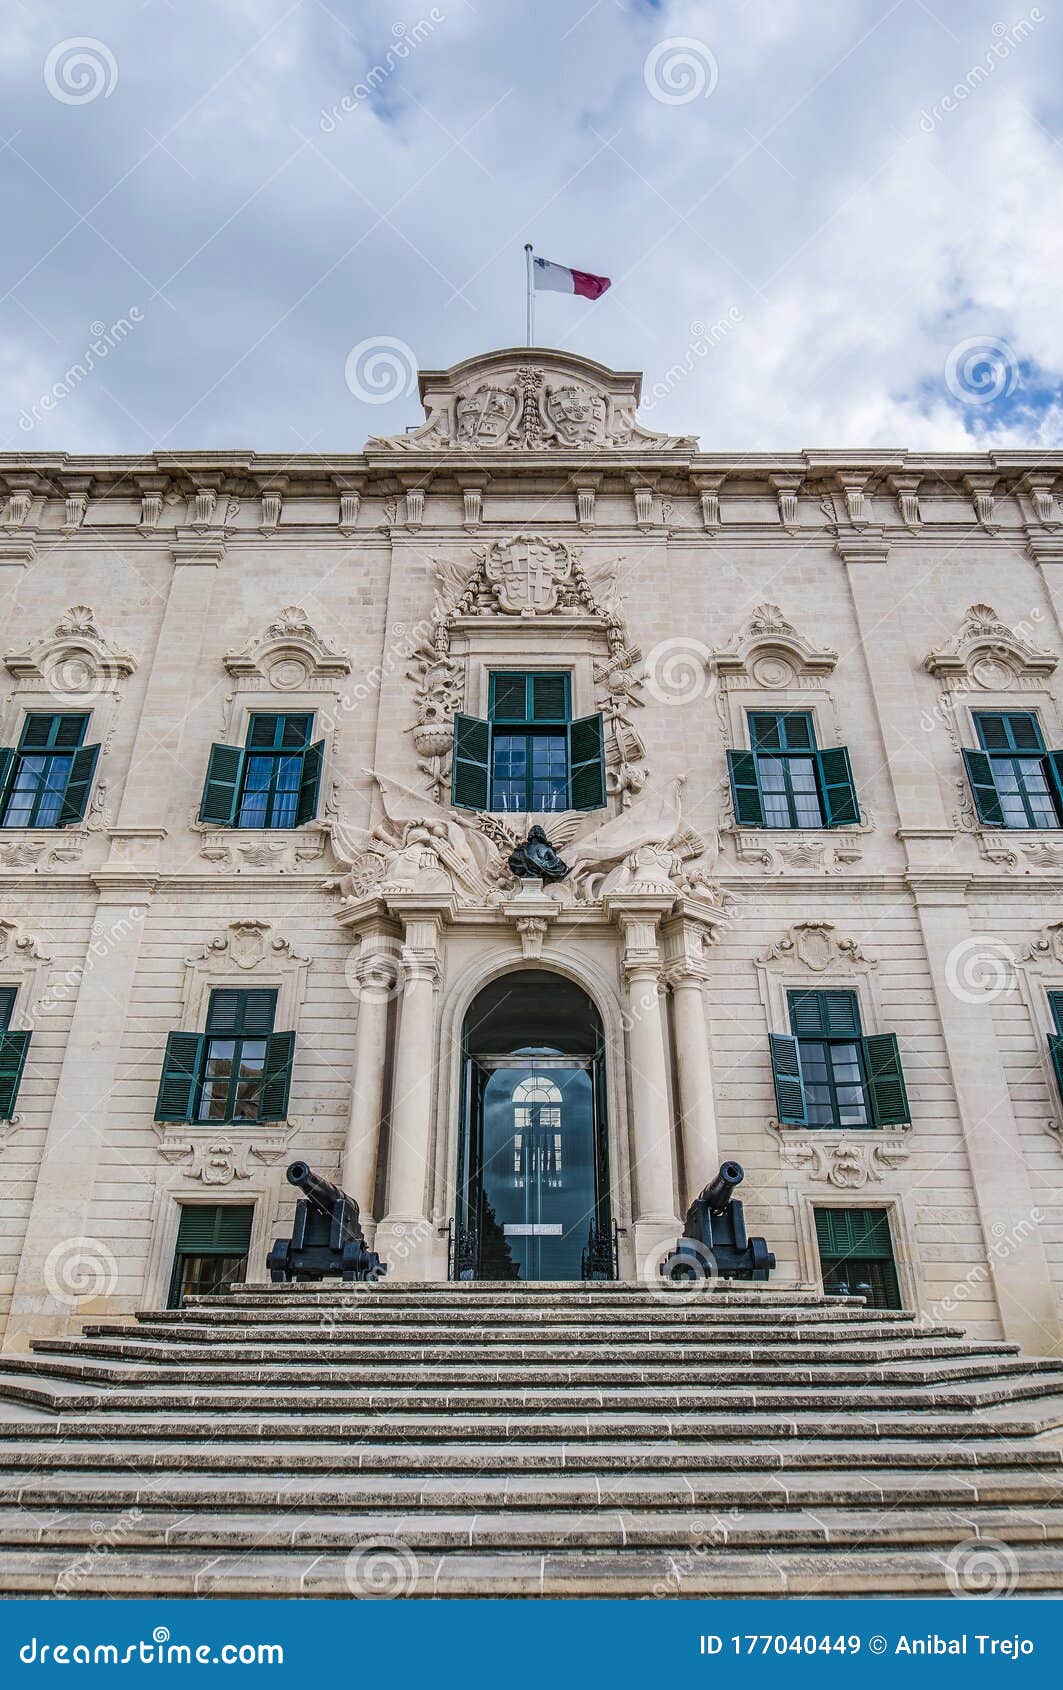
2, 345, 1063, 1357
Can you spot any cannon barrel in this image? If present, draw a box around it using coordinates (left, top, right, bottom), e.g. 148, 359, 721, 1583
703, 1159, 744, 1213
285, 1160, 349, 1218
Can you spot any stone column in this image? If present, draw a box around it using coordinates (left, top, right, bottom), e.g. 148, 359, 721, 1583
914, 883, 1059, 1354
113, 538, 224, 834
606, 894, 680, 1274
662, 917, 720, 1205
375, 896, 452, 1279
340, 934, 400, 1227
4, 877, 155, 1352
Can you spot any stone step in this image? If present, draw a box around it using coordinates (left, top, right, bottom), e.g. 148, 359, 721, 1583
60, 1335, 1014, 1366
5, 1466, 1062, 1512
201, 1284, 864, 1307
4, 1500, 1063, 1554
4, 1352, 1062, 1411
144, 1302, 928, 1327
3, 1544, 1062, 1597
5, 1440, 1060, 1474
20, 1347, 1049, 1388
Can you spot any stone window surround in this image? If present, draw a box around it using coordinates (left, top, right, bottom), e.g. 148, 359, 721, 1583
1013, 925, 1063, 1145
191, 692, 333, 835
0, 697, 103, 833
790, 1184, 922, 1310
953, 688, 1063, 862
139, 1177, 276, 1311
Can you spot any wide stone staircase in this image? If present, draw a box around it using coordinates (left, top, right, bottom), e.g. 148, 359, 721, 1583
1, 1281, 1063, 1597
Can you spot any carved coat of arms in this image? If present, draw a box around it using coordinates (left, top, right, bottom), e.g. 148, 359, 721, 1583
544, 384, 607, 446
482, 535, 573, 615
455, 386, 517, 446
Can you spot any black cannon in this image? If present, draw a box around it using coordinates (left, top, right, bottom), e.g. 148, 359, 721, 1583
266, 1161, 386, 1283
658, 1160, 776, 1284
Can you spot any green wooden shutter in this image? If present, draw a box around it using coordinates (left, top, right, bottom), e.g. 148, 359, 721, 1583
749, 713, 784, 750
815, 1206, 893, 1259
769, 1033, 808, 1125
155, 1032, 205, 1122
788, 990, 861, 1039
0, 747, 15, 819
295, 740, 324, 825
861, 1033, 911, 1126
1042, 752, 1063, 825
569, 713, 606, 810
817, 745, 860, 827
176, 1204, 253, 1253
531, 673, 568, 721
1049, 1034, 1063, 1108
962, 748, 1004, 826
452, 714, 490, 810
199, 743, 245, 826
489, 675, 528, 722
727, 750, 765, 827
260, 1031, 295, 1120
0, 1031, 31, 1119
57, 744, 100, 827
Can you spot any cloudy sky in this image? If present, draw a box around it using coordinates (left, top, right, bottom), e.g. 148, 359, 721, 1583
2, 0, 1061, 454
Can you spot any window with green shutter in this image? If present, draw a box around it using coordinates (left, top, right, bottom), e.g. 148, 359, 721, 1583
451, 672, 606, 814
964, 711, 1062, 829
198, 713, 323, 829
727, 711, 860, 831
814, 1206, 902, 1309
168, 1204, 254, 1309
769, 991, 911, 1130
0, 714, 99, 829
154, 989, 295, 1125
0, 986, 30, 1121
1046, 993, 1063, 1111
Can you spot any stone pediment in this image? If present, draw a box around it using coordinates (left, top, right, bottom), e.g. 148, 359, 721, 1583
366, 348, 696, 454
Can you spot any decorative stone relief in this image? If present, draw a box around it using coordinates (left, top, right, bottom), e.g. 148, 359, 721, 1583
157, 1128, 294, 1185
327, 770, 505, 907
714, 603, 838, 689
768, 1127, 911, 1184
734, 835, 865, 875
223, 607, 351, 691
4, 605, 137, 696
199, 832, 328, 873
759, 921, 875, 972
176, 920, 310, 1038
923, 603, 1057, 689
367, 351, 695, 453
405, 538, 647, 805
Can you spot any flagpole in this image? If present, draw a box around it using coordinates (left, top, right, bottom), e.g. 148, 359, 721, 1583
524, 243, 534, 346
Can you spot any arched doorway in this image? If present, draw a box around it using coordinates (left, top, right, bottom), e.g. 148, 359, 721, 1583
454, 970, 613, 1281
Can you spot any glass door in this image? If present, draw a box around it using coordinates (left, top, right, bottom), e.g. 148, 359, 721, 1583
458, 1055, 608, 1280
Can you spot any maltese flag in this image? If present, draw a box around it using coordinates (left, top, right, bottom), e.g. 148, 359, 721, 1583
533, 255, 611, 300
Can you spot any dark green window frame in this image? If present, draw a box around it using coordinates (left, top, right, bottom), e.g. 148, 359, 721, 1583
963, 711, 1063, 830
1046, 993, 1063, 1112
0, 986, 29, 1121
769, 990, 910, 1130
155, 989, 296, 1126
0, 714, 100, 829
167, 1203, 253, 1309
452, 672, 606, 813
814, 1206, 902, 1309
199, 714, 323, 829
727, 711, 859, 830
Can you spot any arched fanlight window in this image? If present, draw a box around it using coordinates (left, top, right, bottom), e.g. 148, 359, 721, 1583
512, 1073, 564, 1181
512, 1076, 563, 1105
